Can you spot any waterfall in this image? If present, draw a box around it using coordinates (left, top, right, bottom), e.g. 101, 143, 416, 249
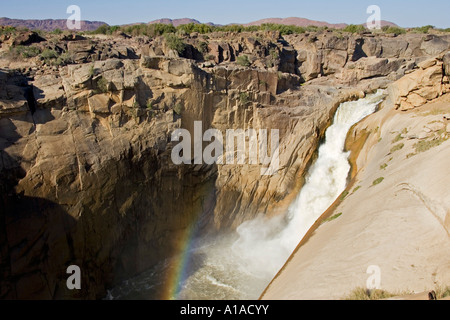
231, 89, 386, 282
111, 89, 386, 300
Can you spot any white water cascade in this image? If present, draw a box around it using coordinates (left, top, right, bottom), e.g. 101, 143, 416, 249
230, 89, 386, 282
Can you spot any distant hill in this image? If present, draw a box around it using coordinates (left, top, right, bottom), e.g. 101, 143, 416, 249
149, 18, 202, 27
147, 17, 399, 29
0, 16, 399, 32
245, 17, 399, 29
245, 17, 348, 29
0, 17, 107, 32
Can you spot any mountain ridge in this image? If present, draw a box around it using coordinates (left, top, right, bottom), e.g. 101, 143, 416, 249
0, 17, 107, 32
0, 16, 399, 32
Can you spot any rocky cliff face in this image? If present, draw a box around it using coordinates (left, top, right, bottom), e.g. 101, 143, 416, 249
1, 29, 449, 299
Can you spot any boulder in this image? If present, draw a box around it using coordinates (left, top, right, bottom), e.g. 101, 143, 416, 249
32, 74, 66, 109
12, 31, 45, 46
340, 57, 405, 84
417, 58, 437, 69
389, 62, 444, 109
443, 52, 450, 76
406, 92, 427, 107
88, 93, 111, 114
420, 36, 450, 56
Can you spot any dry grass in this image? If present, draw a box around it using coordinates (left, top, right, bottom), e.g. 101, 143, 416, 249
390, 143, 404, 153
343, 284, 450, 300
343, 287, 404, 300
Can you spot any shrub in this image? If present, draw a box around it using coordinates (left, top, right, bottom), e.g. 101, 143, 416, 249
9, 45, 41, 59
40, 49, 59, 60
382, 26, 406, 35
177, 23, 213, 35
197, 41, 209, 54
343, 24, 367, 34
344, 287, 401, 300
372, 177, 384, 186
339, 190, 349, 201
96, 77, 109, 93
93, 23, 176, 37
173, 103, 183, 115
260, 23, 306, 35
0, 26, 17, 36
413, 137, 447, 153
165, 33, 186, 55
236, 55, 251, 67
39, 49, 74, 66
391, 133, 404, 143
390, 143, 404, 153
413, 25, 435, 34
323, 212, 342, 223
53, 52, 73, 66
239, 92, 250, 105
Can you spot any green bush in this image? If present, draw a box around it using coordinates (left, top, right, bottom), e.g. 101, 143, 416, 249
93, 23, 176, 37
93, 24, 121, 35
177, 23, 213, 35
260, 23, 306, 35
40, 49, 59, 60
197, 41, 209, 54
58, 52, 73, 65
413, 137, 447, 153
390, 143, 404, 153
343, 24, 367, 34
51, 28, 63, 35
39, 49, 74, 66
412, 25, 435, 33
372, 177, 384, 186
9, 45, 41, 59
0, 26, 17, 36
96, 77, 109, 93
391, 133, 404, 143
174, 103, 183, 115
165, 33, 186, 55
236, 55, 251, 67
239, 92, 250, 105
323, 212, 342, 223
382, 26, 406, 35
339, 190, 349, 201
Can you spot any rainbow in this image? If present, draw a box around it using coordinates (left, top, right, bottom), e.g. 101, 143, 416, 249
161, 217, 199, 300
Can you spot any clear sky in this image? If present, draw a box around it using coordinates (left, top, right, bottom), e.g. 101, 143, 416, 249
1, 0, 449, 28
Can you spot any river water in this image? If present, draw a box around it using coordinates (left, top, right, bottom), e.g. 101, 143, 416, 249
109, 90, 386, 300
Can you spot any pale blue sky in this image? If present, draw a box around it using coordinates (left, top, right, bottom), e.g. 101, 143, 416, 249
1, 0, 449, 28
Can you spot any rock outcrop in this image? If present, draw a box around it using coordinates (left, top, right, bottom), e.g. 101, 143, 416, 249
388, 55, 450, 111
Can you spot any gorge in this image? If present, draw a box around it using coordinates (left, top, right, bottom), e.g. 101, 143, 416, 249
1, 25, 449, 300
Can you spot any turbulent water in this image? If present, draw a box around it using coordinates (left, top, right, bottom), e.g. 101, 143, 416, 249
110, 90, 386, 300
